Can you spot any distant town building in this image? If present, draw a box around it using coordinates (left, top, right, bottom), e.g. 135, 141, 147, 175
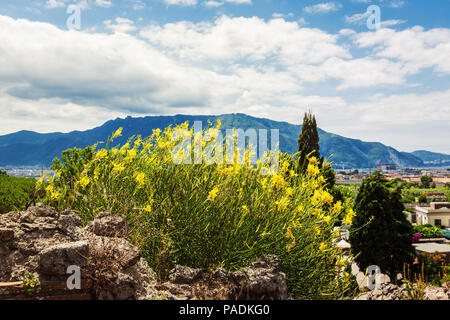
376, 163, 397, 171
423, 192, 447, 201
414, 202, 450, 227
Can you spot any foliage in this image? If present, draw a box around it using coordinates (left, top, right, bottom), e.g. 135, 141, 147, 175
403, 264, 426, 300
418, 194, 428, 203
0, 175, 37, 213
321, 162, 336, 190
420, 175, 433, 188
297, 112, 321, 175
405, 252, 448, 290
349, 173, 415, 278
401, 194, 415, 204
413, 224, 443, 238
22, 272, 40, 296
39, 122, 356, 299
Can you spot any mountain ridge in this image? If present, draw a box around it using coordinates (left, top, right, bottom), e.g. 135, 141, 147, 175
0, 113, 447, 169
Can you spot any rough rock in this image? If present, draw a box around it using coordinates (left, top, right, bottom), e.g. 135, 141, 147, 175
230, 254, 290, 300
168, 266, 203, 284
38, 240, 89, 278
1, 206, 291, 300
355, 281, 450, 300
0, 228, 14, 242
87, 212, 129, 238
157, 254, 291, 300
424, 285, 450, 300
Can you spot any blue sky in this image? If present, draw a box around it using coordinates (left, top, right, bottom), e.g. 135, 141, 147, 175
0, 0, 449, 153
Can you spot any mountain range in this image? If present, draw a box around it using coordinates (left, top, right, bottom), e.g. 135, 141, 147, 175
0, 113, 448, 169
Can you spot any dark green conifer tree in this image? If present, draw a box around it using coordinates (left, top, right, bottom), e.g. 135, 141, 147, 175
349, 173, 415, 278
297, 112, 321, 174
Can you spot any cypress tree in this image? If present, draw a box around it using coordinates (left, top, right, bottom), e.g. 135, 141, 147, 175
349, 173, 415, 279
297, 112, 321, 174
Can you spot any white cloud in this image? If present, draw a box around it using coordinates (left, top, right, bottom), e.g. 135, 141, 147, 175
104, 17, 137, 33
354, 26, 450, 74
140, 16, 350, 65
95, 0, 112, 8
381, 19, 406, 27
272, 13, 294, 19
164, 0, 198, 6
45, 0, 66, 9
203, 1, 223, 8
345, 11, 371, 24
45, 0, 111, 9
224, 0, 252, 4
303, 2, 342, 14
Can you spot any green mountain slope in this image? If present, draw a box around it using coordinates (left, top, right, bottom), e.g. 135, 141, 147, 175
0, 113, 433, 168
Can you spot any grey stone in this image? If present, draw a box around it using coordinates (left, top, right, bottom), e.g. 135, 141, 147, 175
87, 213, 129, 238
168, 265, 203, 284
38, 240, 89, 277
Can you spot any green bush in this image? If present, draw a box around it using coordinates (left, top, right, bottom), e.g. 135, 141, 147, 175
0, 175, 36, 213
40, 123, 356, 299
413, 224, 443, 238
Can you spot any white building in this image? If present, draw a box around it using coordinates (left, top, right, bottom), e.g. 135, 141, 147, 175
414, 202, 450, 227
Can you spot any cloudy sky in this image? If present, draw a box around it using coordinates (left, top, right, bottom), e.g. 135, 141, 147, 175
0, 0, 449, 153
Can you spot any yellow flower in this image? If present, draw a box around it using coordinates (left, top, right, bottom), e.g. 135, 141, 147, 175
312, 209, 321, 216
317, 175, 326, 185
79, 176, 91, 188
286, 240, 296, 252
259, 177, 268, 189
343, 208, 356, 225
281, 160, 290, 173
307, 164, 320, 177
153, 128, 161, 137
135, 172, 146, 185
285, 228, 294, 239
119, 143, 130, 155
289, 170, 298, 178
96, 149, 108, 160
309, 156, 318, 165
208, 187, 219, 201
320, 191, 333, 205
337, 258, 345, 267
311, 190, 321, 206
297, 205, 304, 214
333, 201, 343, 214
323, 215, 331, 224
275, 196, 290, 211
143, 204, 152, 213
127, 149, 137, 160
112, 127, 123, 139
285, 187, 293, 197
36, 172, 46, 189
319, 242, 326, 252
315, 226, 321, 235
112, 163, 125, 174
242, 205, 249, 214
271, 174, 285, 189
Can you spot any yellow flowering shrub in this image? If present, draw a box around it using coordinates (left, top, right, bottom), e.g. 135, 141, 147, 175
39, 121, 354, 299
